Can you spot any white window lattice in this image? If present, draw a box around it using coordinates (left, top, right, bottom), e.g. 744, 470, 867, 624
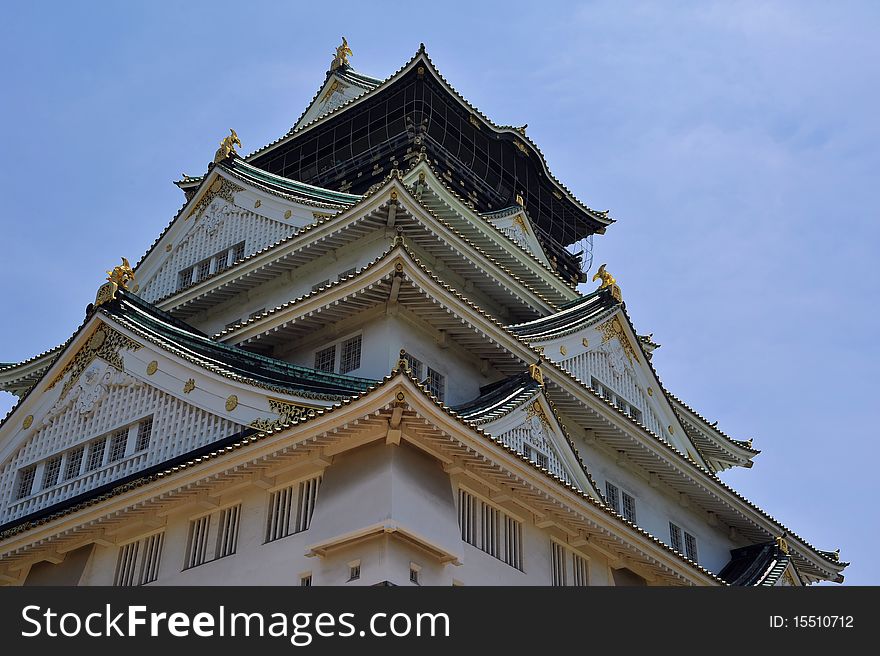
107, 428, 128, 464
16, 467, 36, 500
402, 353, 424, 380
135, 418, 153, 452
114, 532, 165, 586
86, 439, 106, 472
684, 531, 698, 562
42, 456, 62, 489
314, 345, 336, 373
426, 367, 446, 401
605, 481, 620, 514
339, 335, 362, 374
63, 447, 84, 481
265, 476, 321, 542
669, 522, 683, 553
622, 491, 637, 524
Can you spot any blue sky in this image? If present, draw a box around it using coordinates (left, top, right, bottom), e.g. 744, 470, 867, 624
1, 1, 877, 584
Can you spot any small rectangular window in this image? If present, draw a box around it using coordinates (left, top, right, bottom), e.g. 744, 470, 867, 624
42, 456, 62, 489
459, 489, 522, 571
622, 491, 637, 524
265, 476, 321, 542
195, 258, 211, 283
216, 504, 241, 559
86, 438, 106, 472
185, 515, 211, 569
64, 447, 84, 481
402, 353, 424, 380
605, 481, 620, 514
551, 541, 567, 586
684, 532, 698, 562
314, 345, 336, 372
349, 564, 361, 581
300, 574, 312, 587
572, 553, 589, 586
107, 428, 128, 463
16, 466, 36, 500
115, 532, 164, 586
339, 335, 362, 374
136, 418, 153, 452
231, 242, 245, 262
669, 522, 683, 553
409, 564, 421, 585
178, 267, 193, 290
426, 367, 445, 401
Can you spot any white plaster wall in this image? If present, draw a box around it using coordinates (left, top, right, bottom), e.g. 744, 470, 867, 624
567, 421, 747, 573
76, 441, 626, 586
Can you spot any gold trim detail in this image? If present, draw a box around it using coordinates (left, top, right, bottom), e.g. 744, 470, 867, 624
559, 345, 567, 356
592, 263, 622, 302
49, 325, 142, 398
514, 141, 529, 155
647, 386, 653, 396
513, 214, 528, 234
284, 209, 292, 219
469, 114, 481, 129
183, 378, 196, 394
775, 536, 790, 554
330, 37, 352, 71
95, 257, 137, 307
312, 211, 333, 221
526, 400, 549, 425
597, 316, 638, 365
213, 129, 241, 164
254, 200, 261, 208
250, 398, 321, 432
165, 244, 172, 252
528, 363, 544, 387
582, 338, 589, 348
225, 395, 239, 412
22, 415, 33, 430
187, 177, 245, 219
321, 79, 341, 102
146, 361, 158, 376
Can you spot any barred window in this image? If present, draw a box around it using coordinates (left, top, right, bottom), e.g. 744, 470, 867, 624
16, 466, 36, 499
185, 515, 212, 569
115, 532, 164, 586
64, 446, 84, 481
426, 367, 445, 401
86, 438, 106, 472
216, 504, 241, 559
314, 345, 336, 372
265, 476, 321, 542
684, 531, 698, 562
339, 335, 362, 374
535, 452, 548, 469
42, 456, 62, 489
622, 491, 637, 523
300, 574, 312, 587
349, 563, 361, 581
605, 481, 620, 514
231, 242, 245, 262
669, 522, 683, 553
136, 418, 153, 452
458, 489, 523, 571
107, 428, 128, 463
551, 541, 567, 586
572, 553, 589, 586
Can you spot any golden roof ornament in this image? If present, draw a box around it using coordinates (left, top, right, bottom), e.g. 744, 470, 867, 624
528, 363, 544, 387
592, 263, 622, 302
775, 535, 790, 554
95, 257, 137, 307
213, 129, 241, 164
330, 37, 352, 71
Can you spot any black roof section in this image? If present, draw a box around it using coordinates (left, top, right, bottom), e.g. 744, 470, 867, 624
452, 371, 541, 424
101, 289, 377, 399
718, 541, 799, 586
507, 287, 620, 340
